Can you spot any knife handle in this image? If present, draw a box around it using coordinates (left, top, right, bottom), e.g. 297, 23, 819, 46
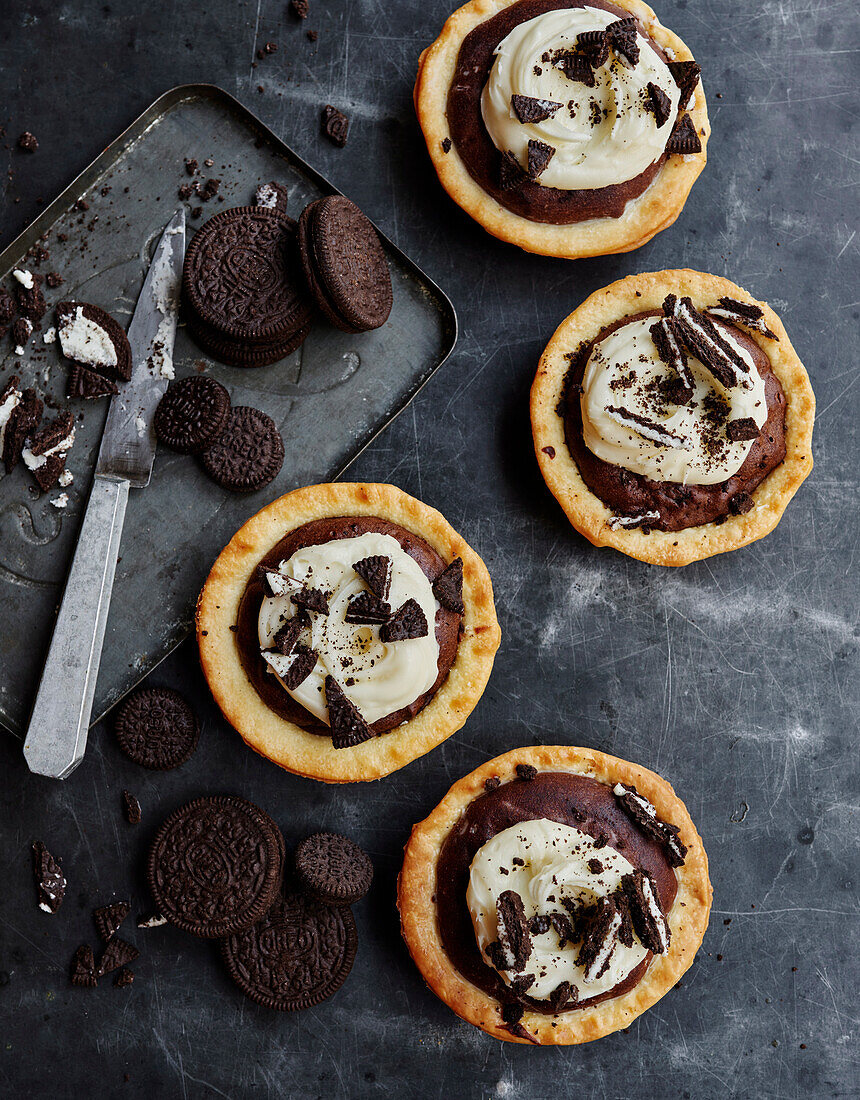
23, 475, 129, 779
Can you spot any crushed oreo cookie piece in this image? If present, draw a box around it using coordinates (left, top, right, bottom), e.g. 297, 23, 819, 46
45, 272, 63, 289
0, 288, 15, 324
728, 491, 755, 516
32, 841, 65, 913
441, 137, 452, 153
605, 405, 686, 448
612, 783, 687, 866
432, 557, 464, 614
11, 317, 33, 352
576, 29, 609, 67
496, 890, 532, 971
18, 132, 38, 152
667, 60, 701, 110
670, 297, 750, 388
526, 139, 555, 179
70, 945, 97, 987
608, 510, 661, 532
649, 317, 694, 395
711, 296, 778, 339
499, 150, 528, 190
94, 902, 130, 943
3, 387, 42, 473
509, 973, 536, 995
646, 82, 672, 127
547, 979, 577, 1012
501, 1001, 524, 1025
528, 914, 551, 936
325, 676, 372, 749
97, 937, 139, 977
15, 272, 47, 322
576, 895, 621, 982
273, 614, 306, 656
322, 105, 349, 147
622, 870, 670, 954
511, 94, 562, 124
259, 568, 299, 598
379, 598, 428, 642
291, 0, 309, 16
554, 50, 595, 87
253, 180, 289, 214
291, 587, 329, 615
607, 17, 639, 67
549, 911, 575, 948
114, 968, 135, 988
726, 417, 759, 442
281, 645, 318, 690
353, 554, 392, 600
587, 858, 603, 874
484, 776, 501, 792
666, 112, 701, 154
68, 363, 118, 400
344, 590, 391, 625
515, 763, 538, 781
614, 889, 634, 948
122, 789, 142, 825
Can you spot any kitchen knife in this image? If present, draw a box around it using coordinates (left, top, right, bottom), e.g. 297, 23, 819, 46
23, 210, 185, 779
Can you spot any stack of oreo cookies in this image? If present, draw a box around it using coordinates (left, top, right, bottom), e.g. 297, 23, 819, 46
181, 188, 393, 369
147, 800, 372, 1011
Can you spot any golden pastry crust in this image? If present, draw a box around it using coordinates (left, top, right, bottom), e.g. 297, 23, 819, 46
197, 483, 501, 783
398, 744, 712, 1044
415, 0, 709, 259
530, 269, 815, 565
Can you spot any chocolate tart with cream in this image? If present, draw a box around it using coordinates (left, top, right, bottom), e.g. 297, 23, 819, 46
197, 483, 500, 782
398, 744, 711, 1044
415, 0, 708, 258
531, 270, 815, 565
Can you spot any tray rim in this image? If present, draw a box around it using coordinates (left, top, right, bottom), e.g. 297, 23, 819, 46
0, 82, 459, 739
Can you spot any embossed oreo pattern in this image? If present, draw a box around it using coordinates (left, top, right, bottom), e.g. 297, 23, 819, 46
183, 207, 312, 341
147, 796, 284, 938
221, 888, 357, 1010
200, 406, 285, 492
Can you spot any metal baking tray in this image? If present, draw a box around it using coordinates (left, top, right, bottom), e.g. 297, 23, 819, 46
0, 84, 457, 738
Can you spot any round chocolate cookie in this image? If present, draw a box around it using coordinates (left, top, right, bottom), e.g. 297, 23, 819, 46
298, 196, 392, 333
114, 687, 200, 770
187, 314, 311, 369
294, 832, 374, 906
154, 376, 231, 453
183, 206, 312, 349
200, 406, 284, 493
147, 795, 285, 939
221, 886, 357, 1010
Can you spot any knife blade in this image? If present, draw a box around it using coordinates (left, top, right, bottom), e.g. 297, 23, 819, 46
23, 211, 185, 779
96, 207, 185, 486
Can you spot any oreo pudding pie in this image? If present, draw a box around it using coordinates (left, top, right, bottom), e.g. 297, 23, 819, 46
531, 270, 815, 565
399, 745, 711, 1044
197, 483, 501, 782
416, 0, 708, 257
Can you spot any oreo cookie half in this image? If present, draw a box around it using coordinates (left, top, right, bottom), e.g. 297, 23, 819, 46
114, 686, 200, 770
56, 301, 133, 382
147, 795, 285, 939
294, 832, 374, 906
200, 406, 284, 493
298, 196, 393, 334
221, 887, 357, 1010
154, 376, 231, 453
182, 206, 312, 353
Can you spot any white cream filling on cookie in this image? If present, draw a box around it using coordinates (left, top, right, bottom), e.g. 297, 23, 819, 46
257, 531, 440, 726
58, 307, 118, 370
581, 317, 767, 484
481, 7, 679, 190
467, 818, 650, 1001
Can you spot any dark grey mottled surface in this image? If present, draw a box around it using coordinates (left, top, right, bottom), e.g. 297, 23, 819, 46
0, 1, 857, 1097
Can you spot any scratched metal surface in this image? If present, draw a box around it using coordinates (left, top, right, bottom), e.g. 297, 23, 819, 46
0, 1, 857, 1098
0, 86, 456, 737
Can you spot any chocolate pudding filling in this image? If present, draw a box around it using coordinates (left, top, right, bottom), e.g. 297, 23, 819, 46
563, 311, 787, 531
447, 0, 670, 224
435, 771, 677, 1013
236, 516, 462, 734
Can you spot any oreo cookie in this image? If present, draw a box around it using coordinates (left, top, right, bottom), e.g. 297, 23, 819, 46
154, 376, 231, 453
94, 901, 130, 942
183, 206, 312, 368
56, 301, 133, 382
294, 832, 374, 906
23, 411, 74, 492
221, 887, 357, 1011
147, 795, 285, 939
253, 181, 289, 214
70, 945, 97, 988
2, 387, 41, 474
32, 840, 66, 913
200, 406, 284, 492
298, 196, 393, 334
114, 686, 200, 770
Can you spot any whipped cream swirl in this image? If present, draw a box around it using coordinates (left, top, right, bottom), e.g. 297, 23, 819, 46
581, 316, 768, 484
481, 7, 679, 190
257, 532, 440, 725
467, 818, 652, 1001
